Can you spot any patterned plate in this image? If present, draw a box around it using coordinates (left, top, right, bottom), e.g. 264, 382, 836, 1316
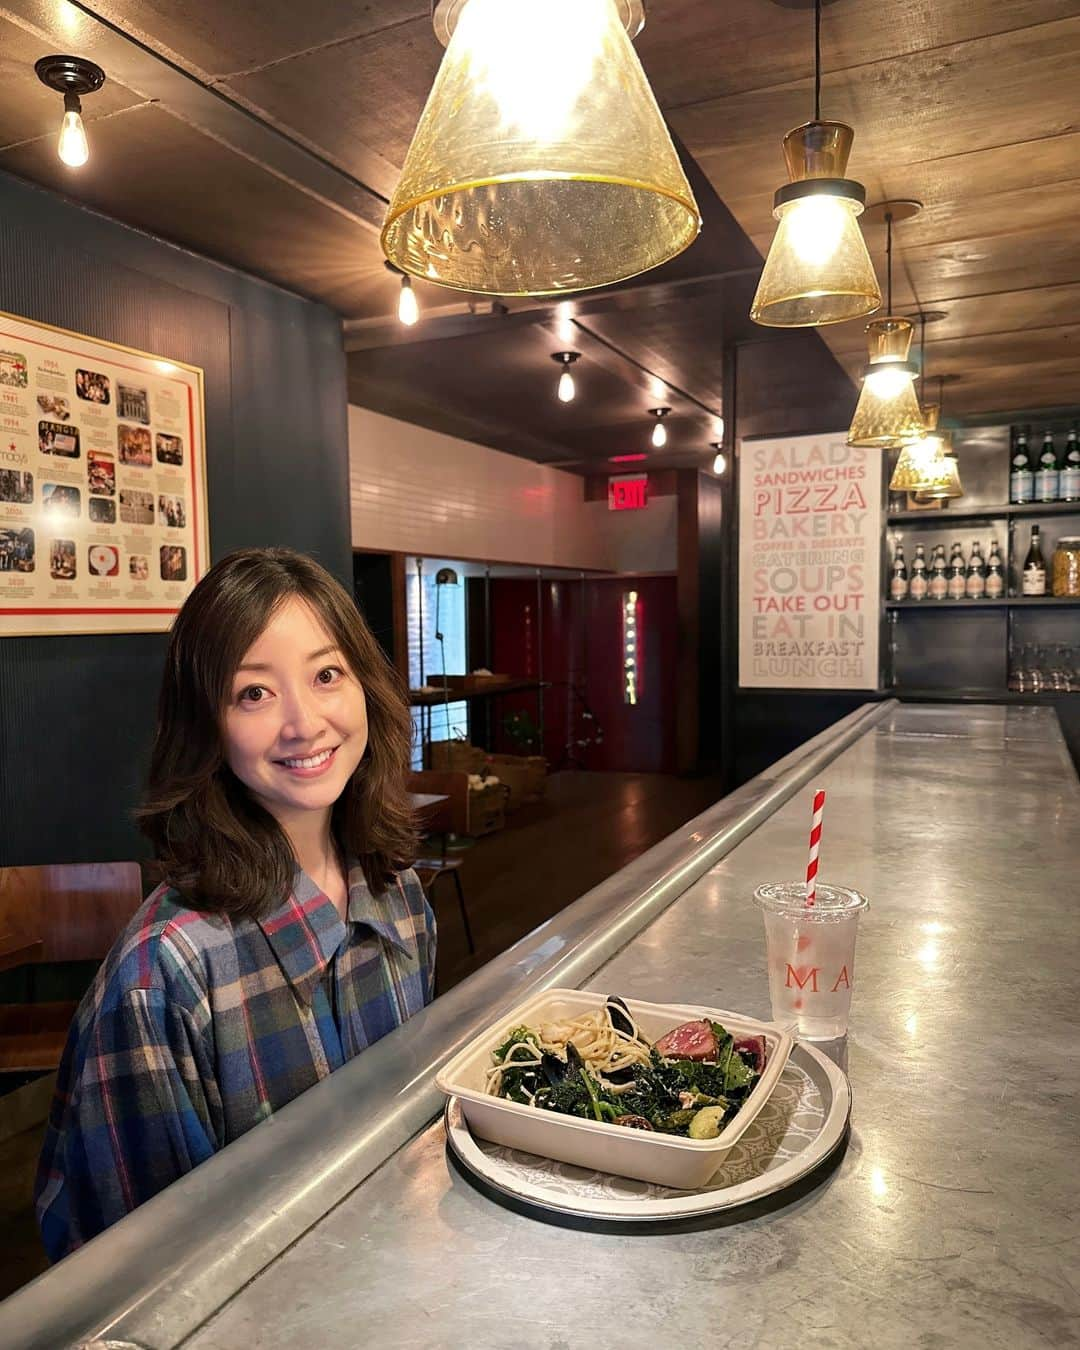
445, 1041, 850, 1221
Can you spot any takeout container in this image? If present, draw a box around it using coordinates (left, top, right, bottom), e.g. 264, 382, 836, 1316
436, 989, 795, 1190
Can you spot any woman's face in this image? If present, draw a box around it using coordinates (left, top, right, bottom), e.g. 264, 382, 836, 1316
222, 597, 368, 832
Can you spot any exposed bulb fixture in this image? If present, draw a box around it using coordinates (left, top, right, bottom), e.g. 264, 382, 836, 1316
848, 202, 925, 449
382, 0, 700, 297
386, 260, 420, 325
750, 0, 880, 327
35, 56, 105, 169
711, 443, 727, 475
552, 351, 580, 403
398, 275, 419, 326
649, 407, 671, 449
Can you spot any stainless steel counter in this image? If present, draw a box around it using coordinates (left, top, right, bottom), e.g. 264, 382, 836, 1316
5, 702, 1079, 1349
189, 703, 1080, 1349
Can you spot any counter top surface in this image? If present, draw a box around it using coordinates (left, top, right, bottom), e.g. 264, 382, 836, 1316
187, 704, 1080, 1350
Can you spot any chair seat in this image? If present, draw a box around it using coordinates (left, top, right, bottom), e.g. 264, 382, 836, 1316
415, 856, 464, 879
0, 1000, 77, 1073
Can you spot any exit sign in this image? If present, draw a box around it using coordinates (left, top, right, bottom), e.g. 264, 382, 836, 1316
608, 474, 648, 511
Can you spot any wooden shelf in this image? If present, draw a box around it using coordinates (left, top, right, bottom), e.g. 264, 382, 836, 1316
887, 597, 1080, 610
410, 678, 540, 706
888, 500, 1080, 525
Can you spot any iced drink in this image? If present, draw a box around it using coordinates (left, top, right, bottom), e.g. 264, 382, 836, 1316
753, 882, 869, 1040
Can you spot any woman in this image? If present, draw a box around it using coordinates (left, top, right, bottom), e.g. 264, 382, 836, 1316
35, 548, 435, 1261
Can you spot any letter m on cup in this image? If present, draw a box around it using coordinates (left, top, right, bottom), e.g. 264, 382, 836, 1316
785, 964, 820, 992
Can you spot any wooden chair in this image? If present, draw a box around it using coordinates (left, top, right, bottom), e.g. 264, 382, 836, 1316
0, 862, 144, 1073
408, 772, 476, 954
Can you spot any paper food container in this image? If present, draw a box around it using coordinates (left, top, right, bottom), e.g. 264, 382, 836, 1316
435, 989, 795, 1190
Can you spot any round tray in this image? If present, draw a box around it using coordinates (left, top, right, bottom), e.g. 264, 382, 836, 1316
445, 1041, 850, 1223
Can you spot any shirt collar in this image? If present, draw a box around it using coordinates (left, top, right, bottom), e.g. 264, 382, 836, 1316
256, 861, 412, 1003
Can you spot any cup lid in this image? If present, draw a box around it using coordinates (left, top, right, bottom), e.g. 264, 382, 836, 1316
753, 881, 869, 920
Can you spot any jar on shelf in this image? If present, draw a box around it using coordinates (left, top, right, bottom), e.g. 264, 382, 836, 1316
1052, 537, 1080, 598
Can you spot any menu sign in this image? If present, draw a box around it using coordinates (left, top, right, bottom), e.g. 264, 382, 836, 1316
0, 310, 207, 635
738, 432, 881, 690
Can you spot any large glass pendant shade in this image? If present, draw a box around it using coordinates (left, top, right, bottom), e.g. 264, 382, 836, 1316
913, 437, 964, 501
381, 0, 700, 296
751, 122, 881, 327
849, 317, 925, 449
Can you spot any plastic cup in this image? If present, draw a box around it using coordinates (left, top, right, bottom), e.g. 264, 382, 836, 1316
753, 882, 869, 1040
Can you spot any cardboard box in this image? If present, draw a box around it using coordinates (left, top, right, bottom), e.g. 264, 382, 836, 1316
486, 753, 547, 811
466, 779, 506, 836
428, 740, 486, 773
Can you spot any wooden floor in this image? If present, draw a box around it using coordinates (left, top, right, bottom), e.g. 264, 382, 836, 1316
431, 769, 726, 992
0, 768, 725, 1299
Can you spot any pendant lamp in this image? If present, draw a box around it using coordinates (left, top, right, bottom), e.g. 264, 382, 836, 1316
750, 0, 880, 327
382, 0, 701, 297
848, 202, 925, 449
913, 378, 965, 501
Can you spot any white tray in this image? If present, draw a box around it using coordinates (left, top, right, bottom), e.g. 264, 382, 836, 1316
445, 1039, 850, 1222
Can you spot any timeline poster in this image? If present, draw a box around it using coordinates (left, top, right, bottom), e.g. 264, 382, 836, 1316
738, 432, 881, 690
0, 310, 207, 635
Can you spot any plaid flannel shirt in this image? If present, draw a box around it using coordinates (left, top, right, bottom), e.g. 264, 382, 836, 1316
35, 863, 435, 1262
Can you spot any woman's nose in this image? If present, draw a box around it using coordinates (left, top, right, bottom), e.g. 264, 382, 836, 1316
279, 687, 324, 741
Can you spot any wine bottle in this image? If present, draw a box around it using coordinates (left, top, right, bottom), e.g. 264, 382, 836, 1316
1022, 525, 1047, 597
1060, 430, 1080, 502
1010, 431, 1034, 504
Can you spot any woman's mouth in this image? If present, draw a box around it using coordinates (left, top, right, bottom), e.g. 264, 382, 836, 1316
275, 746, 339, 778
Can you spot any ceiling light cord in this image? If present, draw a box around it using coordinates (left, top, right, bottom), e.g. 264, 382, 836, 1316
885, 211, 894, 314
814, 0, 822, 122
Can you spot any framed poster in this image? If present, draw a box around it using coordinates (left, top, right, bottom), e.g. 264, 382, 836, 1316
738, 432, 881, 690
0, 309, 207, 635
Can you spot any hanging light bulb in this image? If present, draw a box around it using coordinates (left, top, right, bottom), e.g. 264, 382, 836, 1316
711, 443, 727, 475
649, 407, 670, 449
386, 261, 421, 325
35, 56, 105, 169
552, 351, 580, 403
382, 0, 700, 297
848, 203, 925, 449
750, 1, 880, 327
398, 275, 420, 326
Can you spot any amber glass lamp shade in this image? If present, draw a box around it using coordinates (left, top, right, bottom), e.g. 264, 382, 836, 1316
381, 0, 701, 297
910, 425, 964, 500
751, 122, 881, 327
849, 317, 925, 450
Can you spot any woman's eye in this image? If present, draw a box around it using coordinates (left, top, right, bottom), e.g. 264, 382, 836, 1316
239, 685, 268, 704
316, 666, 343, 686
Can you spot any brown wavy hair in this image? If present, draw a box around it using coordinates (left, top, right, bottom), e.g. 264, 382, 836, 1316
138, 548, 417, 917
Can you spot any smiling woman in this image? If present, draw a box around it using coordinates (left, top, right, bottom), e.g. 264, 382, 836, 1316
33, 549, 436, 1263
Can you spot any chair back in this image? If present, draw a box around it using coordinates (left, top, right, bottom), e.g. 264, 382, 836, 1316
0, 862, 144, 963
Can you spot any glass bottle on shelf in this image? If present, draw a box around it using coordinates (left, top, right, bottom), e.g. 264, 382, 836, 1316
889, 542, 908, 600
984, 539, 1004, 599
1035, 431, 1059, 503
909, 543, 928, 601
929, 544, 949, 600
1010, 430, 1034, 504
1060, 429, 1080, 502
1022, 525, 1047, 597
947, 541, 966, 599
965, 541, 986, 599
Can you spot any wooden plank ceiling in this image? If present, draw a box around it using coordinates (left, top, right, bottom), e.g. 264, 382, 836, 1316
0, 0, 1075, 466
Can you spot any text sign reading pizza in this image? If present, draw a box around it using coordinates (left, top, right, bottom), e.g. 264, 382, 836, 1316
738, 433, 881, 690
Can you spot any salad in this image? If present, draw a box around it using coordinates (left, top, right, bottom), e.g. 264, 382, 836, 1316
485, 995, 767, 1140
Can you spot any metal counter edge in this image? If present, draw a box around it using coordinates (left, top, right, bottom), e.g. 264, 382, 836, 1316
0, 699, 897, 1350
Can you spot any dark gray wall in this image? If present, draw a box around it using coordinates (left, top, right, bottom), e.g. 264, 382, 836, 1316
0, 170, 350, 867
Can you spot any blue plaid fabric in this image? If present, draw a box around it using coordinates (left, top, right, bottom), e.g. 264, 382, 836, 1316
35, 864, 435, 1262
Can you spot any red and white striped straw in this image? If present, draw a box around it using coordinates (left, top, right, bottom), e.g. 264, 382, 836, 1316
805, 788, 826, 907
